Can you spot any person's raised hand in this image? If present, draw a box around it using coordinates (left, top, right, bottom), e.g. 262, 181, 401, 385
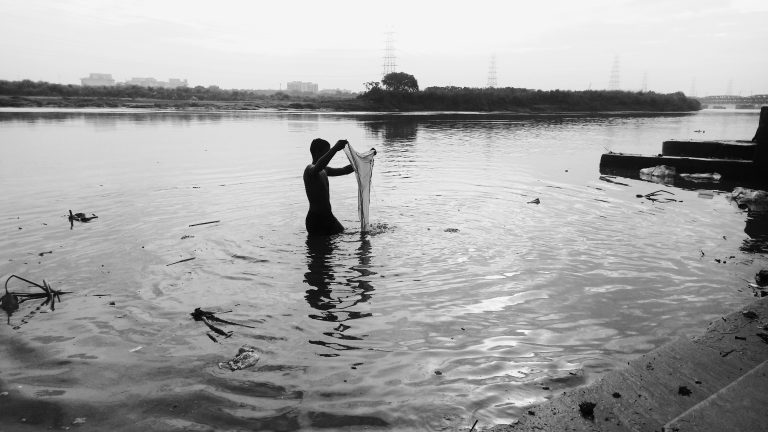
333, 139, 348, 151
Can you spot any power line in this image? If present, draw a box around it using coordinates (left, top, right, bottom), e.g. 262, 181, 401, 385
608, 55, 620, 90
487, 54, 497, 88
382, 31, 397, 78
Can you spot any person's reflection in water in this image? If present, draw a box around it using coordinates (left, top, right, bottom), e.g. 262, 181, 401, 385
303, 234, 375, 351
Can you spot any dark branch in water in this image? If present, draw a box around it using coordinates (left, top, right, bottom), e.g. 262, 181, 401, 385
166, 257, 195, 266
189, 220, 220, 227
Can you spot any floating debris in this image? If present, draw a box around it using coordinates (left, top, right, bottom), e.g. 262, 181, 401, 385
640, 165, 676, 178
191, 307, 254, 340
218, 345, 260, 371
678, 386, 692, 396
637, 189, 677, 203
189, 220, 220, 227
756, 270, 768, 287
444, 228, 459, 233
599, 175, 629, 186
527, 198, 541, 204
68, 210, 98, 223
742, 310, 759, 320
679, 173, 721, 182
578, 401, 596, 420
2, 275, 71, 324
166, 257, 195, 266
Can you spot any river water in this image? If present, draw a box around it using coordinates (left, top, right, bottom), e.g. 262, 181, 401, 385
0, 108, 765, 431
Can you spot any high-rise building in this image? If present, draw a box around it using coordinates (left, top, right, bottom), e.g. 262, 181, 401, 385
286, 81, 318, 93
80, 73, 115, 86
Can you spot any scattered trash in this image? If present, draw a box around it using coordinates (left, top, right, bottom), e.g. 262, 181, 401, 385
68, 210, 98, 223
166, 257, 195, 266
640, 165, 676, 178
434, 370, 443, 376
218, 345, 260, 371
730, 187, 768, 212
677, 386, 692, 396
679, 173, 721, 182
2, 275, 71, 324
598, 175, 629, 186
742, 310, 759, 320
527, 198, 541, 204
191, 307, 254, 340
756, 270, 768, 287
189, 220, 220, 227
637, 189, 677, 203
578, 401, 596, 421
469, 420, 478, 432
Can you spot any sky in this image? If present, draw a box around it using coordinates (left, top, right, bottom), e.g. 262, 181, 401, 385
1, 0, 766, 95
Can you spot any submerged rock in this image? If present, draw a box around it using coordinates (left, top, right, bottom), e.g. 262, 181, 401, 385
218, 345, 260, 371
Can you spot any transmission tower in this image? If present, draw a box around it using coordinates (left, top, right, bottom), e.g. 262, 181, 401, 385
689, 77, 697, 97
487, 54, 497, 88
726, 78, 733, 95
382, 31, 397, 78
608, 55, 620, 90
641, 72, 648, 92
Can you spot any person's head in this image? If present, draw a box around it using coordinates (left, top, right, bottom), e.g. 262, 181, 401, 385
310, 138, 330, 163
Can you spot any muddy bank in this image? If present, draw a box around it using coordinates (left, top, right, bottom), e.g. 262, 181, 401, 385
487, 295, 768, 432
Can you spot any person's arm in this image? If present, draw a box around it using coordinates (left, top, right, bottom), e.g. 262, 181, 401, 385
309, 140, 347, 175
326, 164, 354, 176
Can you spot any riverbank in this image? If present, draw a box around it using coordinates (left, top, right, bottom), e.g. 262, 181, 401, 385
0, 95, 373, 111
487, 295, 768, 432
0, 93, 701, 114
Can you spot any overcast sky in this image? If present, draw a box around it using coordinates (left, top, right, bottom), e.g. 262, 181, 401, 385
1, 0, 766, 95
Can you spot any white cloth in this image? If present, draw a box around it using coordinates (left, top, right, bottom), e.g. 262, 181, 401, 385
343, 144, 376, 232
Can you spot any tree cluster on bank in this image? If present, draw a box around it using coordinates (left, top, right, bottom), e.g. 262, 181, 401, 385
360, 72, 701, 112
0, 76, 702, 112
0, 79, 354, 102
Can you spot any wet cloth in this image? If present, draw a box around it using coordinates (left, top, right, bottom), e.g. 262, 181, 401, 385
343, 144, 376, 232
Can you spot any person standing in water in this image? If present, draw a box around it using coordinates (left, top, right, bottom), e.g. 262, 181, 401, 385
303, 138, 354, 235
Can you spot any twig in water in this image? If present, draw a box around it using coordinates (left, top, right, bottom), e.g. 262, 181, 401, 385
166, 257, 195, 266
469, 419, 478, 432
189, 220, 220, 227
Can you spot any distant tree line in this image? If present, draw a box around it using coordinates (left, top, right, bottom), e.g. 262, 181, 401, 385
0, 76, 702, 112
0, 79, 352, 101
360, 72, 701, 112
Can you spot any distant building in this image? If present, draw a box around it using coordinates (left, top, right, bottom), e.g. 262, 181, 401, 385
126, 77, 160, 87
318, 88, 354, 96
80, 73, 115, 87
124, 77, 188, 89
286, 81, 318, 94
167, 78, 188, 88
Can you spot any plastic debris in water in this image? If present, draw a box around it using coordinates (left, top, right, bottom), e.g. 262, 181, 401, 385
218, 345, 260, 371
640, 165, 676, 178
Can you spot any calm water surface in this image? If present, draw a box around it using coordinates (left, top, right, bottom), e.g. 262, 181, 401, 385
0, 109, 765, 431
